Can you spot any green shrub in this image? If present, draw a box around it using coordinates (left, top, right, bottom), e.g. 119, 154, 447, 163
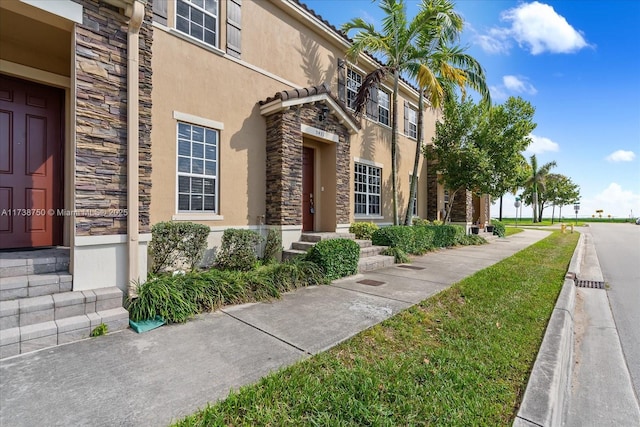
90, 323, 108, 337
262, 229, 282, 264
372, 226, 418, 253
149, 221, 210, 273
492, 220, 506, 238
429, 224, 465, 247
306, 239, 360, 280
458, 234, 487, 246
382, 247, 411, 264
412, 217, 431, 226
128, 274, 199, 323
216, 229, 264, 271
349, 222, 380, 240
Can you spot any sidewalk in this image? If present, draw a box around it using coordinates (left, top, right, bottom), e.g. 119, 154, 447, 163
1, 230, 548, 427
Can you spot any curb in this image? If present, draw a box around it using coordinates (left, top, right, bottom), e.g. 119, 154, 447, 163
513, 232, 584, 427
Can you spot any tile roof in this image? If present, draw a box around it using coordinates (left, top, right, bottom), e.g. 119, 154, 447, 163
259, 83, 360, 130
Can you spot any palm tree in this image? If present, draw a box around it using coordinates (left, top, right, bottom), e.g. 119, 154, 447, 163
404, 7, 491, 225
342, 0, 489, 225
524, 154, 556, 222
342, 0, 435, 225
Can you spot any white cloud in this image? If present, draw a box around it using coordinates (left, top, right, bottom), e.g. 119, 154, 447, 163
606, 150, 636, 162
477, 2, 591, 55
503, 75, 537, 95
489, 85, 508, 101
524, 134, 560, 155
582, 183, 640, 218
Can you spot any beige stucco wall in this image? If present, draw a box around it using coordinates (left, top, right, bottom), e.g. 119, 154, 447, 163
151, 0, 438, 229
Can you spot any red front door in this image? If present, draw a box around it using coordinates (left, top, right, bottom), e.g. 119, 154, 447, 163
302, 147, 315, 232
0, 75, 63, 249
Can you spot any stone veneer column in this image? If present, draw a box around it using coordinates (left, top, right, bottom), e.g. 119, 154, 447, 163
450, 189, 473, 223
426, 158, 438, 220
74, 0, 152, 236
265, 109, 303, 226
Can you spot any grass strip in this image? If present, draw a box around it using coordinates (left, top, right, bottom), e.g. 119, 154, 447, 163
174, 231, 578, 427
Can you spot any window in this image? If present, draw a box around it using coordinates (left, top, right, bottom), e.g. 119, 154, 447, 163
177, 122, 218, 212
346, 68, 362, 110
355, 163, 381, 216
406, 106, 417, 138
378, 90, 390, 126
176, 0, 218, 46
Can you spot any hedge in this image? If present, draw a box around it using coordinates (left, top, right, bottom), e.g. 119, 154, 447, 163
372, 224, 467, 255
305, 238, 360, 280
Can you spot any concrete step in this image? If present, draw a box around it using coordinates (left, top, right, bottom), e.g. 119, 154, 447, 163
0, 307, 129, 359
354, 239, 372, 248
358, 255, 395, 273
0, 272, 73, 301
281, 249, 307, 261
300, 232, 355, 243
359, 245, 388, 258
291, 241, 315, 251
0, 248, 70, 279
0, 286, 128, 359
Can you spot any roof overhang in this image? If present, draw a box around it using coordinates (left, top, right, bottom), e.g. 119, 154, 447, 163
260, 92, 360, 135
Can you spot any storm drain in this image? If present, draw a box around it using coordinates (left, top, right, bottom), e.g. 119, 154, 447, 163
575, 280, 606, 289
397, 265, 425, 271
357, 279, 385, 287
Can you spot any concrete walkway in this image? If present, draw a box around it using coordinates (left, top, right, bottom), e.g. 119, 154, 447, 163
0, 230, 548, 427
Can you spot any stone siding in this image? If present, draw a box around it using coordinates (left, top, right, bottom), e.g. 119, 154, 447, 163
450, 189, 473, 223
74, 0, 152, 236
426, 157, 438, 220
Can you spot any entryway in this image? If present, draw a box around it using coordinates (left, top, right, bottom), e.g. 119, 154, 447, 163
0, 74, 64, 249
302, 147, 314, 232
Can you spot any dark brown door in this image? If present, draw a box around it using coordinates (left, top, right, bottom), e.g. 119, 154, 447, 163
302, 147, 314, 232
0, 75, 63, 249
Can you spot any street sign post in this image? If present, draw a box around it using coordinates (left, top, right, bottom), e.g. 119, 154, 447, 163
515, 199, 522, 227
574, 202, 580, 225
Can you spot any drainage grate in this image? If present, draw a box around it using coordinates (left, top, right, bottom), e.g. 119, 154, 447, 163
575, 280, 606, 289
397, 265, 425, 271
357, 279, 385, 287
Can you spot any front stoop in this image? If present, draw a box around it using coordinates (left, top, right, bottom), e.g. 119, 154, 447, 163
282, 232, 395, 273
0, 249, 128, 359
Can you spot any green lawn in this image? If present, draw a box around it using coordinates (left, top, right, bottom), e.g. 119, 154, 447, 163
499, 217, 634, 227
174, 231, 579, 427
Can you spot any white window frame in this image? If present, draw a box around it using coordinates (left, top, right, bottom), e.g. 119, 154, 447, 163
378, 89, 390, 126
354, 161, 382, 217
407, 106, 418, 139
173, 112, 223, 220
175, 0, 219, 47
346, 68, 362, 110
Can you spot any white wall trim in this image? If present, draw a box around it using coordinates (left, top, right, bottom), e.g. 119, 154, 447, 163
354, 215, 385, 220
75, 233, 151, 246
173, 111, 224, 130
301, 124, 339, 143
0, 60, 70, 88
354, 157, 383, 169
172, 214, 225, 221
21, 0, 83, 24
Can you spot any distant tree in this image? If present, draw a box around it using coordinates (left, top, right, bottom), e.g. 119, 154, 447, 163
522, 154, 556, 222
478, 97, 536, 220
542, 174, 580, 223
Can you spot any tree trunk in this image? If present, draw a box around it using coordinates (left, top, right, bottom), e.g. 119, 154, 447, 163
499, 195, 503, 221
391, 70, 399, 225
532, 189, 538, 222
551, 204, 555, 224
404, 88, 423, 226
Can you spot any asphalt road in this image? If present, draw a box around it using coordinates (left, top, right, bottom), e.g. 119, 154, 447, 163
588, 222, 640, 400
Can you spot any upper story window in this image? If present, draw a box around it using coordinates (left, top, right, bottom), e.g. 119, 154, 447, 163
176, 0, 218, 47
378, 90, 390, 126
346, 69, 362, 110
405, 103, 417, 139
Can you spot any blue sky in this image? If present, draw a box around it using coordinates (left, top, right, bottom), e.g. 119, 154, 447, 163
302, 0, 640, 219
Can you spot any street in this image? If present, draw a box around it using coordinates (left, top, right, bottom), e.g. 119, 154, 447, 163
588, 223, 640, 399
